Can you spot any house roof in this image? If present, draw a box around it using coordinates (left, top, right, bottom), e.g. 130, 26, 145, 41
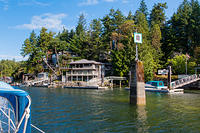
69, 59, 102, 65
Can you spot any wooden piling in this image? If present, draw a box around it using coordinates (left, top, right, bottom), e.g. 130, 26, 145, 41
167, 66, 172, 90
130, 61, 146, 105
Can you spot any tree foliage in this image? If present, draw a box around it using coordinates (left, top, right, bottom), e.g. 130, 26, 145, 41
167, 54, 196, 74
18, 0, 200, 83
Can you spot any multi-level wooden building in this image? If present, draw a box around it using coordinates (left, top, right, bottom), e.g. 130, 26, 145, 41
61, 59, 104, 86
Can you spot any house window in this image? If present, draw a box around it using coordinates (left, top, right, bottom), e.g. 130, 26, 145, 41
78, 76, 82, 81
83, 76, 87, 81
73, 76, 76, 81
88, 70, 92, 74
89, 76, 93, 80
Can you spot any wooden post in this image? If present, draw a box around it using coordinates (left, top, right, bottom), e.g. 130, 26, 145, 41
120, 80, 121, 88
111, 79, 113, 88
130, 61, 146, 105
129, 71, 131, 88
168, 66, 172, 90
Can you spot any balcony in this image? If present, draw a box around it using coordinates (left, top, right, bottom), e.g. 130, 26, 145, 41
65, 72, 98, 76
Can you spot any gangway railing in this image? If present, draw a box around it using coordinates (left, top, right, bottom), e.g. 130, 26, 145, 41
25, 78, 49, 86
171, 74, 200, 89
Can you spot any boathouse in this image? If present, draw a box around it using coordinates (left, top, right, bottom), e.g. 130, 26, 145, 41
61, 59, 104, 86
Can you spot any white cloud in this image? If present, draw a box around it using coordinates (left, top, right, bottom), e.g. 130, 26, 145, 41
0, 0, 9, 10
32, 0, 49, 6
79, 0, 98, 6
104, 0, 115, 2
14, 13, 67, 31
0, 55, 28, 61
19, 0, 49, 6
122, 0, 129, 3
78, 0, 128, 6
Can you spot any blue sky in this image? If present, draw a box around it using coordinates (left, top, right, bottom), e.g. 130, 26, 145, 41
0, 0, 185, 61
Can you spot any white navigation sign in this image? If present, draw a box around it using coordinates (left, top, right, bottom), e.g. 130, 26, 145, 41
134, 33, 142, 44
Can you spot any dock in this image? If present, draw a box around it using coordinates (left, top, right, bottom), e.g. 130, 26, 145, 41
145, 88, 184, 93
64, 86, 108, 90
125, 87, 184, 93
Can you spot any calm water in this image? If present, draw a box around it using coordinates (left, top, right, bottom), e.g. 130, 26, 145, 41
22, 87, 200, 133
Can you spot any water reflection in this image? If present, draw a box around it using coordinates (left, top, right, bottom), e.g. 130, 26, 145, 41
136, 105, 148, 133
21, 87, 200, 132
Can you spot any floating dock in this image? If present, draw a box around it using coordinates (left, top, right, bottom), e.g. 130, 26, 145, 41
125, 87, 184, 94
145, 88, 184, 93
64, 86, 108, 90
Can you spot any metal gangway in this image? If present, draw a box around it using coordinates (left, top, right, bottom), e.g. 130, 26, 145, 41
25, 78, 49, 86
104, 76, 126, 81
171, 74, 200, 89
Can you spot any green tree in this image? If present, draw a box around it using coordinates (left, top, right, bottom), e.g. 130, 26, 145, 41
88, 19, 104, 61
111, 19, 136, 77
167, 54, 196, 74
0, 59, 20, 78
69, 14, 90, 59
127, 11, 134, 20
149, 3, 167, 28
101, 9, 126, 62
21, 28, 57, 75
135, 12, 155, 81
138, 0, 148, 18
188, 0, 200, 55
76, 13, 86, 35
169, 0, 192, 53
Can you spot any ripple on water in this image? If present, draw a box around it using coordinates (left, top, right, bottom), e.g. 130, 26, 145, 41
21, 87, 200, 133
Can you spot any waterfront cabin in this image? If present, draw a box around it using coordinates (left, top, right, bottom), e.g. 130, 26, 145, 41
37, 72, 49, 81
61, 59, 104, 87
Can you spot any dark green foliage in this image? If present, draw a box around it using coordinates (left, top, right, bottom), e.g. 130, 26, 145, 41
149, 2, 167, 27
0, 60, 20, 77
127, 11, 134, 20
138, 0, 148, 18
19, 1, 200, 83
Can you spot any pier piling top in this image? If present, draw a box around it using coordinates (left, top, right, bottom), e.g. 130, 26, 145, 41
130, 61, 146, 105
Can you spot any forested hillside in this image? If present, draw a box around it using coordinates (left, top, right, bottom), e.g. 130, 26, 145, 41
1, 0, 199, 82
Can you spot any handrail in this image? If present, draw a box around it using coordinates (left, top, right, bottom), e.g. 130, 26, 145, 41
171, 74, 200, 89
15, 95, 31, 133
31, 124, 45, 133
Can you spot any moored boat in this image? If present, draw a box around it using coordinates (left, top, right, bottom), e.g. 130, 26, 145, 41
125, 80, 183, 93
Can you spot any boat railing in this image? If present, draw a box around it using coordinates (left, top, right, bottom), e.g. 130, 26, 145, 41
0, 95, 45, 133
0, 106, 16, 132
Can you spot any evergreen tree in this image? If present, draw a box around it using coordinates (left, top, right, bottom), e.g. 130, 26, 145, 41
70, 14, 89, 59
168, 0, 192, 54
149, 3, 167, 28
127, 11, 134, 20
101, 9, 126, 62
88, 19, 103, 61
188, 0, 200, 55
76, 13, 86, 35
138, 0, 148, 18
